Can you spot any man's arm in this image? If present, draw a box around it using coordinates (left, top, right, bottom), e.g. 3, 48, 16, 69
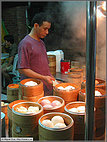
18, 68, 55, 85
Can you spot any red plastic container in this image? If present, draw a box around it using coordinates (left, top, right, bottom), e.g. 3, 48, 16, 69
61, 60, 70, 74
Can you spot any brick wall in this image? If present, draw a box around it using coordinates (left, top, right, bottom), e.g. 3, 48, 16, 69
2, 6, 27, 45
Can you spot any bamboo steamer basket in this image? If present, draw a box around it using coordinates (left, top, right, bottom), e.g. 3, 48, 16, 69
7, 100, 28, 137
23, 92, 44, 102
1, 112, 6, 137
78, 88, 106, 139
64, 101, 96, 140
81, 78, 106, 90
68, 68, 84, 89
12, 102, 43, 140
19, 78, 44, 101
19, 78, 44, 97
19, 78, 44, 96
39, 112, 74, 140
48, 55, 56, 76
53, 83, 80, 105
38, 96, 65, 114
94, 88, 106, 140
7, 84, 19, 102
94, 133, 105, 140
1, 100, 9, 132
18, 84, 23, 100
64, 101, 85, 140
69, 67, 83, 74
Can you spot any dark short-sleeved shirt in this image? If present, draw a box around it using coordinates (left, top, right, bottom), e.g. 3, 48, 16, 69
18, 35, 52, 92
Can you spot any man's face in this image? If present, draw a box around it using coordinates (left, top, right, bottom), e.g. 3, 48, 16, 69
36, 21, 51, 39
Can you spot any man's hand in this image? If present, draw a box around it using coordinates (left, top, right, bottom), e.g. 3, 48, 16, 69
44, 76, 55, 85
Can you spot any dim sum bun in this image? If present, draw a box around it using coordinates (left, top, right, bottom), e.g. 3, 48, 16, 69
51, 115, 64, 125
42, 119, 54, 128
27, 106, 39, 113
41, 99, 51, 106
69, 108, 78, 113
17, 106, 28, 113
51, 100, 61, 107
95, 90, 102, 96
54, 122, 66, 128
43, 104, 53, 109
77, 106, 85, 113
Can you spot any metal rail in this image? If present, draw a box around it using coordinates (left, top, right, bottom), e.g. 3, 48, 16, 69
85, 1, 97, 140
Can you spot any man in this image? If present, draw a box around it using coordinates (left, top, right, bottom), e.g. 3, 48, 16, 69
18, 12, 55, 95
2, 35, 18, 85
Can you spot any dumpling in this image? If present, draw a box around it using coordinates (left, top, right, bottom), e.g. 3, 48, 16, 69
27, 106, 39, 113
43, 104, 53, 109
65, 85, 75, 90
24, 81, 38, 86
42, 119, 54, 128
51, 100, 61, 107
69, 108, 77, 113
95, 90, 102, 96
54, 122, 66, 128
57, 86, 65, 90
17, 106, 27, 113
51, 115, 64, 125
41, 99, 51, 106
77, 106, 85, 113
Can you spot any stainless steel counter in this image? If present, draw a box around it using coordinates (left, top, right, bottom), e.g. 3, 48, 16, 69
55, 72, 69, 82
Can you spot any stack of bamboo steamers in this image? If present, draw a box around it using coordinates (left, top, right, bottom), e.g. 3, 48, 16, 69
1, 75, 106, 141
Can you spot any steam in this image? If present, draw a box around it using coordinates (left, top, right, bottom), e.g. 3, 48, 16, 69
61, 1, 106, 80
60, 2, 86, 64
62, 1, 86, 37
44, 1, 106, 79
96, 15, 106, 80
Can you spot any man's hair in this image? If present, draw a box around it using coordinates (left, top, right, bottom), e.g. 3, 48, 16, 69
4, 35, 14, 44
31, 12, 52, 28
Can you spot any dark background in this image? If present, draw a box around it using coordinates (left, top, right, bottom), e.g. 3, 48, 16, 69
2, 1, 86, 65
